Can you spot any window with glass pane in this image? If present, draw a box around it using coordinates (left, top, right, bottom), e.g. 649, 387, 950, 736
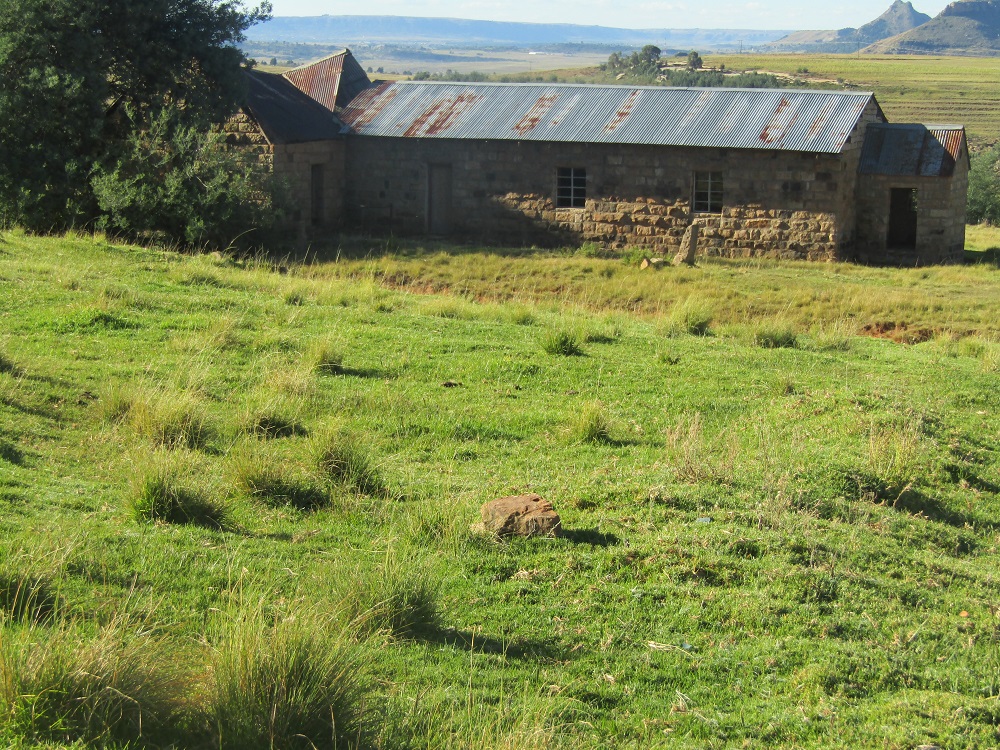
557, 167, 586, 208
693, 171, 724, 213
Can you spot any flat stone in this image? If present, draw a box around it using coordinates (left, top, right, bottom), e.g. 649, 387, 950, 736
481, 494, 561, 538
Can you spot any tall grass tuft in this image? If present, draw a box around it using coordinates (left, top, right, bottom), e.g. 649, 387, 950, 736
753, 321, 798, 349
661, 298, 713, 337
664, 412, 737, 485
129, 451, 230, 527
307, 339, 344, 375
209, 610, 372, 750
866, 419, 922, 497
571, 401, 615, 444
312, 426, 387, 497
541, 330, 583, 356
231, 442, 328, 510
333, 553, 441, 638
100, 382, 212, 450
0, 569, 58, 623
239, 395, 306, 439
0, 618, 182, 746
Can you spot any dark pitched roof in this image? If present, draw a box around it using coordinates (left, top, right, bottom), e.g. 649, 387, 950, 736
242, 69, 346, 144
283, 50, 372, 112
859, 123, 967, 177
341, 82, 880, 154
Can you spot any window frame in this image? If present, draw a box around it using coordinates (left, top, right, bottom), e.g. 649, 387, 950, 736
556, 167, 587, 208
692, 170, 724, 214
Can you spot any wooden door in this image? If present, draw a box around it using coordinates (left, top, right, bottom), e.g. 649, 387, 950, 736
428, 164, 452, 235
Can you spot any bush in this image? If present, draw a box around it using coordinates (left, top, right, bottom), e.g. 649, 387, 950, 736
0, 619, 182, 746
967, 144, 1000, 225
541, 330, 583, 356
91, 108, 288, 252
210, 611, 372, 750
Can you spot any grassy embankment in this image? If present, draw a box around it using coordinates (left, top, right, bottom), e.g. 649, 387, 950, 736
1, 231, 999, 748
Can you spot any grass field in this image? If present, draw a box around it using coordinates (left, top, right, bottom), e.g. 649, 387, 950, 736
1, 231, 999, 748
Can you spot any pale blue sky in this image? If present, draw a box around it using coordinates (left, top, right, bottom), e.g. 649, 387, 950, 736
266, 0, 950, 30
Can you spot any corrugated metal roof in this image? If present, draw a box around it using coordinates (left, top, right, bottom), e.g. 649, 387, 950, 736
859, 123, 967, 177
283, 50, 372, 111
243, 70, 346, 144
341, 82, 878, 153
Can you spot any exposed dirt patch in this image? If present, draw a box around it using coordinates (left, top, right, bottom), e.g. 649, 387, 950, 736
860, 321, 936, 344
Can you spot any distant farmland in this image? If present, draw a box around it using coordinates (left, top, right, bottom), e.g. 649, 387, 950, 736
704, 54, 1000, 147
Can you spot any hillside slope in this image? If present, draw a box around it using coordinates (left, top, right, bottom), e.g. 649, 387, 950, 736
770, 0, 930, 52
866, 0, 1000, 54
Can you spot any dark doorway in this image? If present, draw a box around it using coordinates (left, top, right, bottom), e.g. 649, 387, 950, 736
310, 164, 324, 226
428, 164, 453, 235
887, 188, 917, 249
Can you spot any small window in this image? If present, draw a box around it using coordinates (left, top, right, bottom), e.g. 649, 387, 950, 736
557, 167, 586, 208
693, 171, 724, 213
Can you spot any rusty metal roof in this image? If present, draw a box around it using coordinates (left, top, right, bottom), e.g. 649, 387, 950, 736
283, 50, 372, 112
341, 82, 878, 153
242, 70, 346, 144
859, 124, 967, 177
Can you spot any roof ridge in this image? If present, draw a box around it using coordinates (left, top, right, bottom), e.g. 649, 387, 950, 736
390, 80, 874, 96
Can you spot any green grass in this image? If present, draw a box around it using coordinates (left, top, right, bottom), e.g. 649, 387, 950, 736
1, 230, 999, 748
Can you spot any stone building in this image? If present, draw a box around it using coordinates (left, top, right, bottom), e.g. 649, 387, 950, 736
232, 50, 968, 264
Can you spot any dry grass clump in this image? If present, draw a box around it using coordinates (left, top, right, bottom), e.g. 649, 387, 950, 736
808, 318, 858, 351
0, 618, 183, 747
664, 412, 737, 485
209, 609, 372, 750
422, 297, 478, 320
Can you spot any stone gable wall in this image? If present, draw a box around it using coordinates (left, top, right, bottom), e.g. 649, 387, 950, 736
224, 111, 346, 238
855, 159, 968, 265
344, 134, 861, 260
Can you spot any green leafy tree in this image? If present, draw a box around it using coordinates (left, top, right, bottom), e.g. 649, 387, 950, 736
0, 0, 270, 231
967, 145, 1000, 225
687, 51, 704, 70
91, 108, 286, 250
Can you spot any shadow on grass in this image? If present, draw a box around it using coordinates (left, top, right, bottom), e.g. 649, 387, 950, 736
560, 528, 620, 546
420, 626, 565, 660
887, 489, 998, 530
0, 440, 25, 466
965, 247, 1000, 268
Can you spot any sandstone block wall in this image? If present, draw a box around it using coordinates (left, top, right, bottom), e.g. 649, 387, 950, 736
225, 111, 347, 240
855, 159, 968, 265
273, 141, 346, 234
345, 136, 859, 260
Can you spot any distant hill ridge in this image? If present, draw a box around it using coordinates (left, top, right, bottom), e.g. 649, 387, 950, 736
866, 0, 1000, 54
245, 15, 790, 49
767, 1, 930, 52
